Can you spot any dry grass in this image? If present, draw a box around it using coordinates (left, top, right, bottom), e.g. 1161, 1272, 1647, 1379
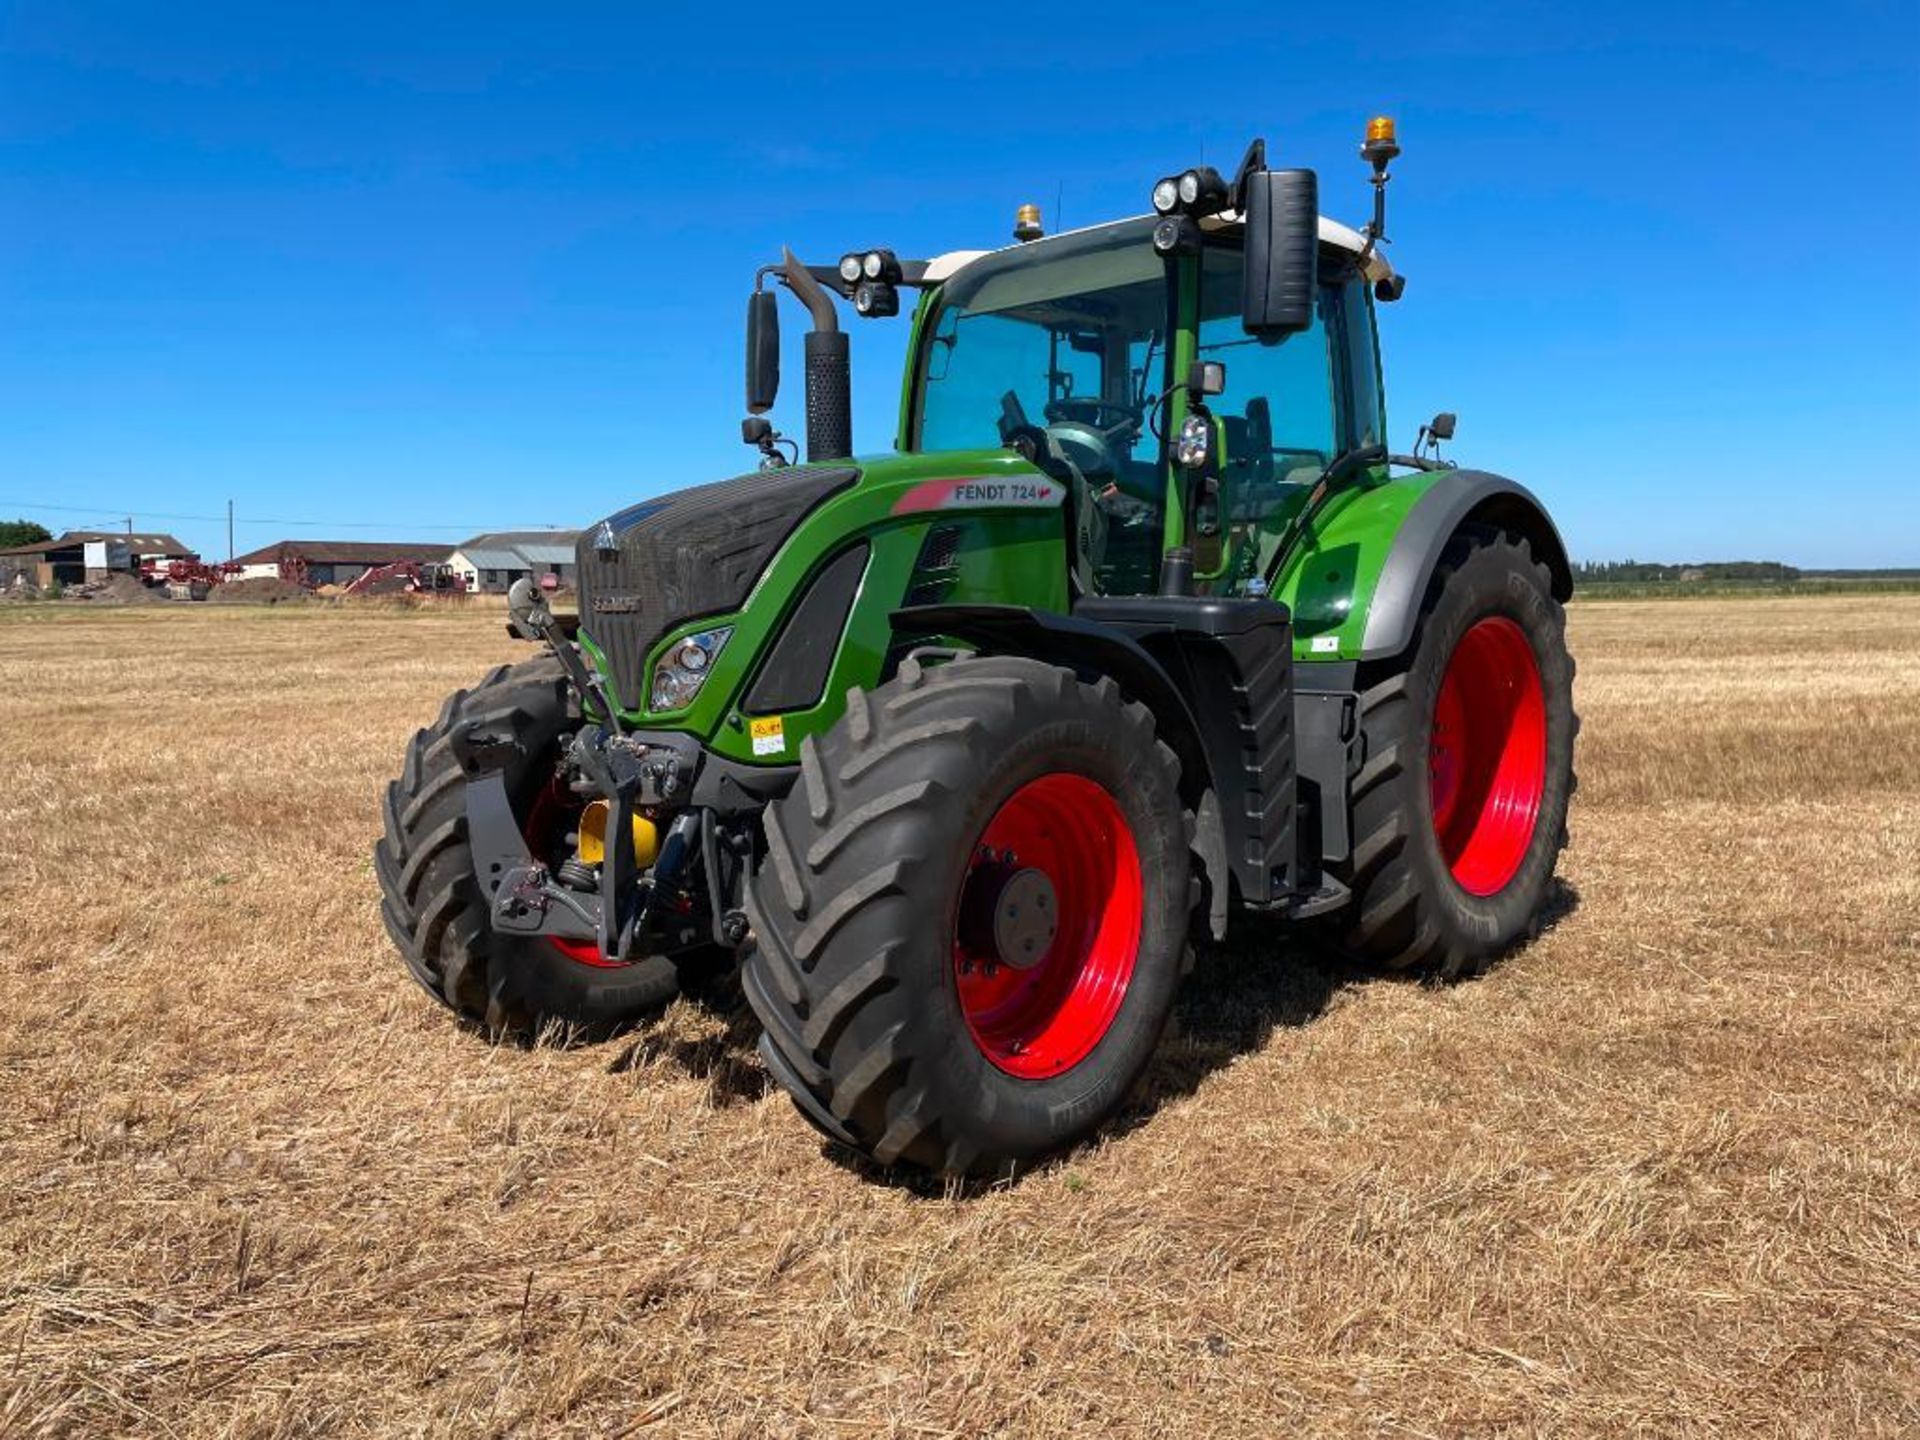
1, 596, 1916, 1437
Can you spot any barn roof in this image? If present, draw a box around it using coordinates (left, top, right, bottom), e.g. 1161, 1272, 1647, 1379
229, 539, 453, 566
450, 531, 580, 569
0, 529, 191, 558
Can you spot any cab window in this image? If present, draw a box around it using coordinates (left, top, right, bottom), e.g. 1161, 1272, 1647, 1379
1196, 247, 1339, 521
1331, 276, 1385, 448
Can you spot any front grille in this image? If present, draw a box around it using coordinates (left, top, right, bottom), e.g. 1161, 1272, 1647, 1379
576, 464, 859, 710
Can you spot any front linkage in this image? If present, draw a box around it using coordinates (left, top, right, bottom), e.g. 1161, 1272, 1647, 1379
459, 578, 748, 966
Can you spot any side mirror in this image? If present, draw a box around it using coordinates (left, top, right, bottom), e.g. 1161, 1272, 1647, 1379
1240, 167, 1318, 338
1427, 411, 1457, 441
746, 289, 780, 414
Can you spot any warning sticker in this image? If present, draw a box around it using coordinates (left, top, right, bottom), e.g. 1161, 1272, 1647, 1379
749, 715, 786, 758
1310, 635, 1341, 654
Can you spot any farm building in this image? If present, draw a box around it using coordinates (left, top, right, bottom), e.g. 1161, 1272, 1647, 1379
447, 531, 579, 594
0, 530, 192, 588
230, 540, 453, 588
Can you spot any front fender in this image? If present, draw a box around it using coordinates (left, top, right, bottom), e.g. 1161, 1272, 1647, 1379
1358, 470, 1571, 660
1270, 467, 1569, 664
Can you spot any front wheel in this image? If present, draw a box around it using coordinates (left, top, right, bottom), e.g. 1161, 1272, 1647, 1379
1332, 525, 1578, 977
742, 655, 1190, 1179
374, 656, 702, 1036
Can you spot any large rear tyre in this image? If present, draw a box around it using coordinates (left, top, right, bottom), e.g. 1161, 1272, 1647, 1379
742, 654, 1190, 1180
1331, 526, 1577, 978
374, 656, 694, 1036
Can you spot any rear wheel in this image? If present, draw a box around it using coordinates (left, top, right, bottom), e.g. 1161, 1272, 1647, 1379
742, 654, 1189, 1179
1332, 526, 1576, 977
374, 656, 696, 1035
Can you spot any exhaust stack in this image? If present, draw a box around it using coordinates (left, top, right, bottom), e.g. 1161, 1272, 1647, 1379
779, 248, 852, 463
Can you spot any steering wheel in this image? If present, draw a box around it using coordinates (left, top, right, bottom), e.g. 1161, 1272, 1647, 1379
1045, 397, 1143, 441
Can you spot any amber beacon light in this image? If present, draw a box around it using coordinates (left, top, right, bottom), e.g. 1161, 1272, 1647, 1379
1363, 115, 1400, 166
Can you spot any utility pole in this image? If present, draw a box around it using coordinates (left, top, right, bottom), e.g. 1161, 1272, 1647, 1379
227, 500, 234, 563
125, 516, 133, 537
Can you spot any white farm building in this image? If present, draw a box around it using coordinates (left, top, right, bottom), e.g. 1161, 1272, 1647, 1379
447, 531, 580, 594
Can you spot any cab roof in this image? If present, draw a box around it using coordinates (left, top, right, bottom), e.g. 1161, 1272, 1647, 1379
922, 213, 1393, 287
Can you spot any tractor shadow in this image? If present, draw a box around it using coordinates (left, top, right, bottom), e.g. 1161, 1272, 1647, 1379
595, 877, 1583, 1188
1130, 874, 1582, 1115
823, 875, 1583, 1196
603, 967, 772, 1108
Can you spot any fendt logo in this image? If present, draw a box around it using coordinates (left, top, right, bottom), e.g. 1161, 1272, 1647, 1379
892, 475, 1066, 516
590, 594, 644, 614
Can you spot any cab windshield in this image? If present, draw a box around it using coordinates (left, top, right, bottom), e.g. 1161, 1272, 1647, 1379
914, 219, 1169, 504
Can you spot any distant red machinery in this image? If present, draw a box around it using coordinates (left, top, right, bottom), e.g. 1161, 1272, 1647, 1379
272, 544, 311, 590
341, 560, 470, 597
139, 557, 241, 599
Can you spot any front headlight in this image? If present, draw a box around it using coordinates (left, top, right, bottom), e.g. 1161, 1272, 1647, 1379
1176, 412, 1213, 470
650, 627, 732, 711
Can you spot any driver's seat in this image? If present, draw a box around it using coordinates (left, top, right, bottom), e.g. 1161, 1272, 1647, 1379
1221, 397, 1276, 486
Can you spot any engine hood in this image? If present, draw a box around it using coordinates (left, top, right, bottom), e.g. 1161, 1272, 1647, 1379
576, 463, 860, 710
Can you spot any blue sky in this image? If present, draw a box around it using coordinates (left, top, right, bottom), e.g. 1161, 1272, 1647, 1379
2, 2, 1915, 566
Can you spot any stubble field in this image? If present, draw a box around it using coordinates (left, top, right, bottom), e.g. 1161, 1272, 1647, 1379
1, 595, 1916, 1437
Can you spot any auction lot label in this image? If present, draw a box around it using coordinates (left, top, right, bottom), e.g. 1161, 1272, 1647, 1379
749, 715, 786, 757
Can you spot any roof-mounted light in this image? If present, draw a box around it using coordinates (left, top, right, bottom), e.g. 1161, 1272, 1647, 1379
853, 279, 899, 318
1150, 164, 1229, 219
1362, 115, 1400, 167
1177, 165, 1229, 215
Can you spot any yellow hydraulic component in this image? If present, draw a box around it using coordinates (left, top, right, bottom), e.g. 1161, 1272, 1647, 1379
575, 799, 659, 869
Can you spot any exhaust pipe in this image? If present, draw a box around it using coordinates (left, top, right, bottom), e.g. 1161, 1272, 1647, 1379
779, 248, 851, 463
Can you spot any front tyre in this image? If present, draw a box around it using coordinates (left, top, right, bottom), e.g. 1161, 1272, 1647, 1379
374, 656, 690, 1035
1333, 526, 1577, 978
742, 655, 1190, 1180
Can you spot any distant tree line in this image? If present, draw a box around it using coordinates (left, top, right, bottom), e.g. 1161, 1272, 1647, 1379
0, 519, 53, 548
1573, 559, 1801, 585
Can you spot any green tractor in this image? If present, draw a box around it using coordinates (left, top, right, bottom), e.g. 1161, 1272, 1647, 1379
376, 120, 1576, 1178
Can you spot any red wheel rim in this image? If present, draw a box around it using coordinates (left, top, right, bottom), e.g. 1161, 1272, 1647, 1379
522, 775, 620, 968
953, 773, 1144, 1079
1428, 616, 1548, 897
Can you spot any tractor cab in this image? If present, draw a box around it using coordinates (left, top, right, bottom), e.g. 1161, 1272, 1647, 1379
905, 209, 1398, 600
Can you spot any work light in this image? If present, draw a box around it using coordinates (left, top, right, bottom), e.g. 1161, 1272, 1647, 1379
1176, 412, 1213, 470
853, 280, 899, 318
1152, 215, 1200, 255
860, 248, 901, 283
1151, 176, 1180, 215
838, 253, 863, 284
1177, 165, 1229, 216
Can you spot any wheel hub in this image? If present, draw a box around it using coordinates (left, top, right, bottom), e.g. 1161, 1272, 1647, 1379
1428, 615, 1547, 897
951, 773, 1144, 1079
958, 857, 1059, 971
